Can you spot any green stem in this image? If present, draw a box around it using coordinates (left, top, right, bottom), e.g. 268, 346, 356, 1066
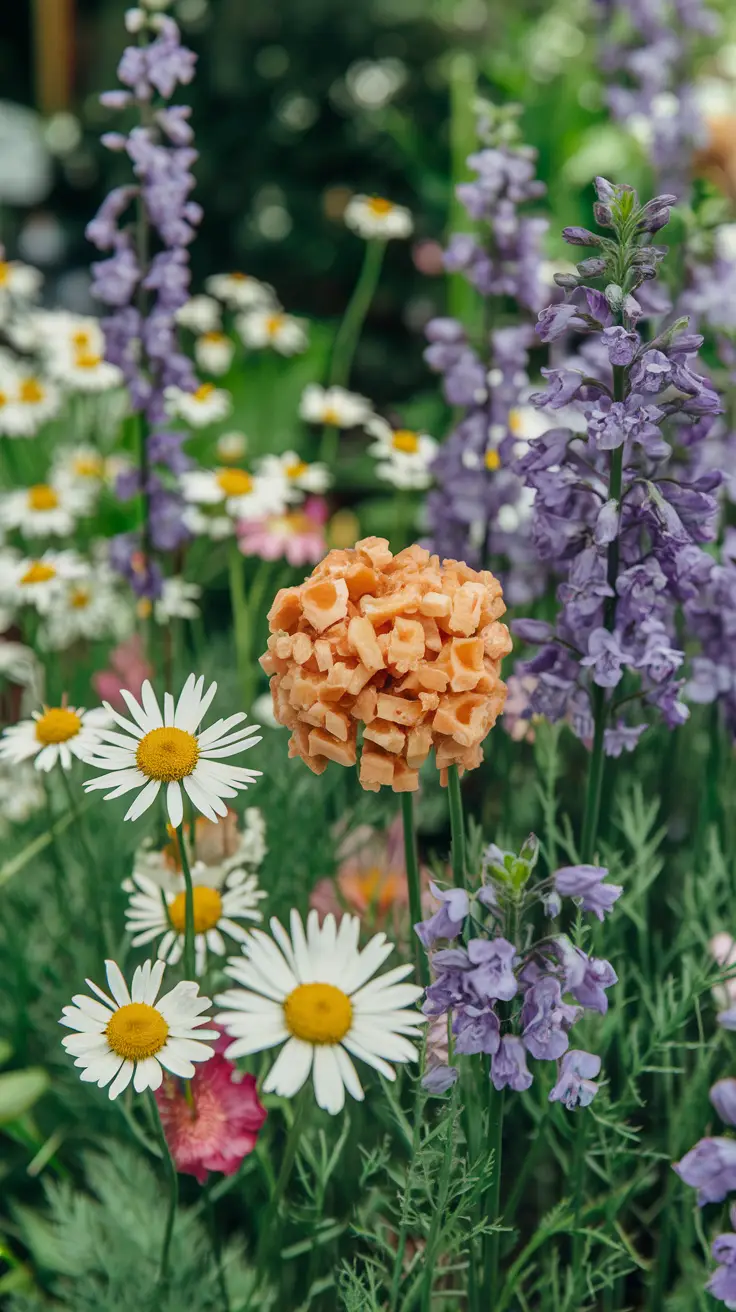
580, 364, 625, 864
388, 1079, 424, 1311
148, 1089, 178, 1288
255, 1088, 309, 1266
571, 1112, 589, 1273
320, 239, 385, 464
177, 823, 196, 979
447, 765, 467, 890
228, 538, 252, 709
205, 1185, 230, 1312
420, 1085, 458, 1312
400, 792, 429, 988
482, 1084, 505, 1300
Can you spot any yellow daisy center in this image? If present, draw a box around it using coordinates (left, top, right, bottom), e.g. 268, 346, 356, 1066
69, 586, 90, 609
366, 197, 393, 216
485, 449, 501, 471
284, 982, 353, 1045
216, 468, 253, 497
229, 273, 249, 282
0, 262, 8, 286
201, 331, 227, 345
72, 330, 92, 348
20, 560, 56, 585
323, 406, 340, 425
266, 314, 285, 336
27, 483, 59, 511
169, 886, 223, 934
136, 726, 200, 782
508, 409, 524, 436
74, 349, 103, 369
269, 511, 311, 536
19, 378, 44, 405
286, 459, 308, 480
193, 383, 215, 402
35, 707, 82, 745
392, 429, 419, 455
73, 454, 104, 478
0, 391, 7, 407
106, 1002, 169, 1061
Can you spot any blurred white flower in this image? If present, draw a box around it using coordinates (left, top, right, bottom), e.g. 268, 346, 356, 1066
237, 309, 308, 356
257, 451, 330, 499
366, 416, 437, 489
165, 382, 232, 427
205, 273, 276, 310
216, 430, 248, 462
0, 478, 94, 539
0, 549, 86, 614
35, 312, 123, 392
154, 576, 202, 623
194, 332, 235, 376
175, 294, 221, 334
299, 384, 373, 428
344, 195, 413, 241
39, 570, 133, 651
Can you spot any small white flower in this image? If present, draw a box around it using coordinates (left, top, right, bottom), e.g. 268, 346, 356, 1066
0, 256, 42, 306
124, 864, 266, 976
39, 570, 133, 651
216, 430, 248, 462
165, 381, 232, 428
205, 272, 276, 310
215, 909, 424, 1114
0, 373, 61, 438
257, 450, 331, 498
175, 294, 222, 334
83, 674, 262, 828
51, 445, 109, 495
344, 195, 413, 241
299, 384, 373, 429
60, 958, 217, 1100
0, 549, 87, 613
37, 312, 123, 393
366, 416, 438, 490
194, 332, 235, 376
182, 506, 233, 541
153, 576, 201, 623
237, 309, 308, 356
0, 703, 111, 773
179, 466, 288, 527
0, 478, 94, 538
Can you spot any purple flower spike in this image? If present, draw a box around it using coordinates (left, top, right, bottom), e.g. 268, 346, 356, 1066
422, 1064, 459, 1095
415, 883, 469, 948
465, 937, 518, 1003
549, 1049, 602, 1109
553, 865, 623, 921
710, 1080, 736, 1127
673, 1138, 736, 1206
521, 977, 580, 1060
709, 1231, 736, 1307
491, 1035, 533, 1092
453, 1005, 501, 1056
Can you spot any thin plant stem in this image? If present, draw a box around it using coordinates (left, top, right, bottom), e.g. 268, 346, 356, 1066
176, 823, 196, 979
400, 792, 429, 988
482, 1084, 505, 1300
580, 362, 625, 863
571, 1113, 589, 1272
147, 1088, 178, 1288
205, 1184, 230, 1312
447, 764, 467, 890
420, 1084, 458, 1312
388, 1079, 424, 1312
59, 768, 112, 954
320, 238, 385, 464
228, 537, 252, 708
256, 1087, 310, 1262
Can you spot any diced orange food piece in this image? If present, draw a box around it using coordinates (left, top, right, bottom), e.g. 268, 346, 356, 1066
348, 615, 385, 672
301, 577, 349, 632
359, 744, 395, 790
448, 637, 485, 692
345, 562, 379, 600
417, 662, 448, 693
387, 617, 425, 674
376, 693, 423, 726
313, 639, 333, 671
268, 587, 302, 632
347, 663, 374, 696
324, 705, 351, 742
392, 758, 420, 792
307, 727, 357, 767
360, 588, 421, 624
363, 718, 405, 755
356, 536, 394, 570
291, 633, 313, 665
448, 582, 485, 636
480, 621, 513, 660
406, 722, 433, 769
419, 590, 452, 618
351, 687, 377, 723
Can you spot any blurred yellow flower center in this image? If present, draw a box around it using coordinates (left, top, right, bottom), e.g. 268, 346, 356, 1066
508, 409, 525, 436
0, 262, 8, 285
217, 468, 253, 497
72, 330, 93, 348
136, 727, 200, 782
28, 484, 59, 511
19, 379, 44, 404
485, 449, 501, 471
106, 1002, 169, 1061
0, 391, 7, 407
35, 708, 82, 744
366, 197, 393, 215
137, 598, 153, 619
286, 460, 308, 480
169, 886, 223, 934
74, 454, 104, 478
323, 407, 340, 425
266, 314, 285, 335
392, 430, 419, 455
270, 511, 311, 536
230, 273, 249, 282
194, 383, 215, 402
69, 587, 90, 609
284, 982, 353, 1045
20, 561, 56, 585
74, 350, 103, 369
202, 331, 226, 345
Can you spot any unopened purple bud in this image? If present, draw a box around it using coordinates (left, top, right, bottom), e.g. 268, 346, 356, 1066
593, 202, 614, 228
512, 618, 553, 643
563, 226, 602, 247
577, 257, 607, 277
554, 273, 580, 290
594, 177, 616, 203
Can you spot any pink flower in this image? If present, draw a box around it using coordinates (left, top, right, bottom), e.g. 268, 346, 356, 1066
156, 1037, 267, 1184
237, 496, 328, 566
92, 635, 152, 712
711, 933, 736, 1009
310, 816, 434, 936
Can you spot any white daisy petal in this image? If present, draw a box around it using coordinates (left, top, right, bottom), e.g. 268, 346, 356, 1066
108, 1060, 135, 1100
312, 1045, 345, 1115
124, 778, 161, 822
105, 960, 131, 1007
166, 780, 184, 828
262, 1037, 313, 1098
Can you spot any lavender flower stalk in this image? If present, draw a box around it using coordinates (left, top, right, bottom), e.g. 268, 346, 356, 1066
424, 100, 548, 604
513, 178, 722, 859
87, 7, 200, 596
674, 1071, 736, 1306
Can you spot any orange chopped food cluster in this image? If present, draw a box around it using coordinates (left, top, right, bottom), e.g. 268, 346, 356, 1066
260, 537, 512, 792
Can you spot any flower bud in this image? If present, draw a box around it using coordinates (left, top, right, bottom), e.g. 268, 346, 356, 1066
562, 226, 602, 247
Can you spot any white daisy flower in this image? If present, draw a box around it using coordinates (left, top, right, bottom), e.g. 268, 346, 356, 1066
175, 294, 222, 334
366, 416, 438, 490
0, 550, 87, 613
83, 674, 262, 829
0, 256, 42, 307
0, 703, 112, 773
153, 576, 201, 623
194, 332, 235, 377
165, 381, 232, 428
256, 451, 331, 498
215, 430, 248, 463
216, 910, 424, 1114
205, 272, 276, 311
0, 373, 61, 438
60, 958, 217, 1100
181, 505, 233, 541
124, 864, 266, 976
344, 195, 413, 241
0, 478, 94, 538
132, 806, 267, 894
180, 466, 288, 530
299, 384, 373, 429
38, 570, 133, 651
236, 310, 308, 356
37, 312, 124, 392
50, 445, 108, 495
